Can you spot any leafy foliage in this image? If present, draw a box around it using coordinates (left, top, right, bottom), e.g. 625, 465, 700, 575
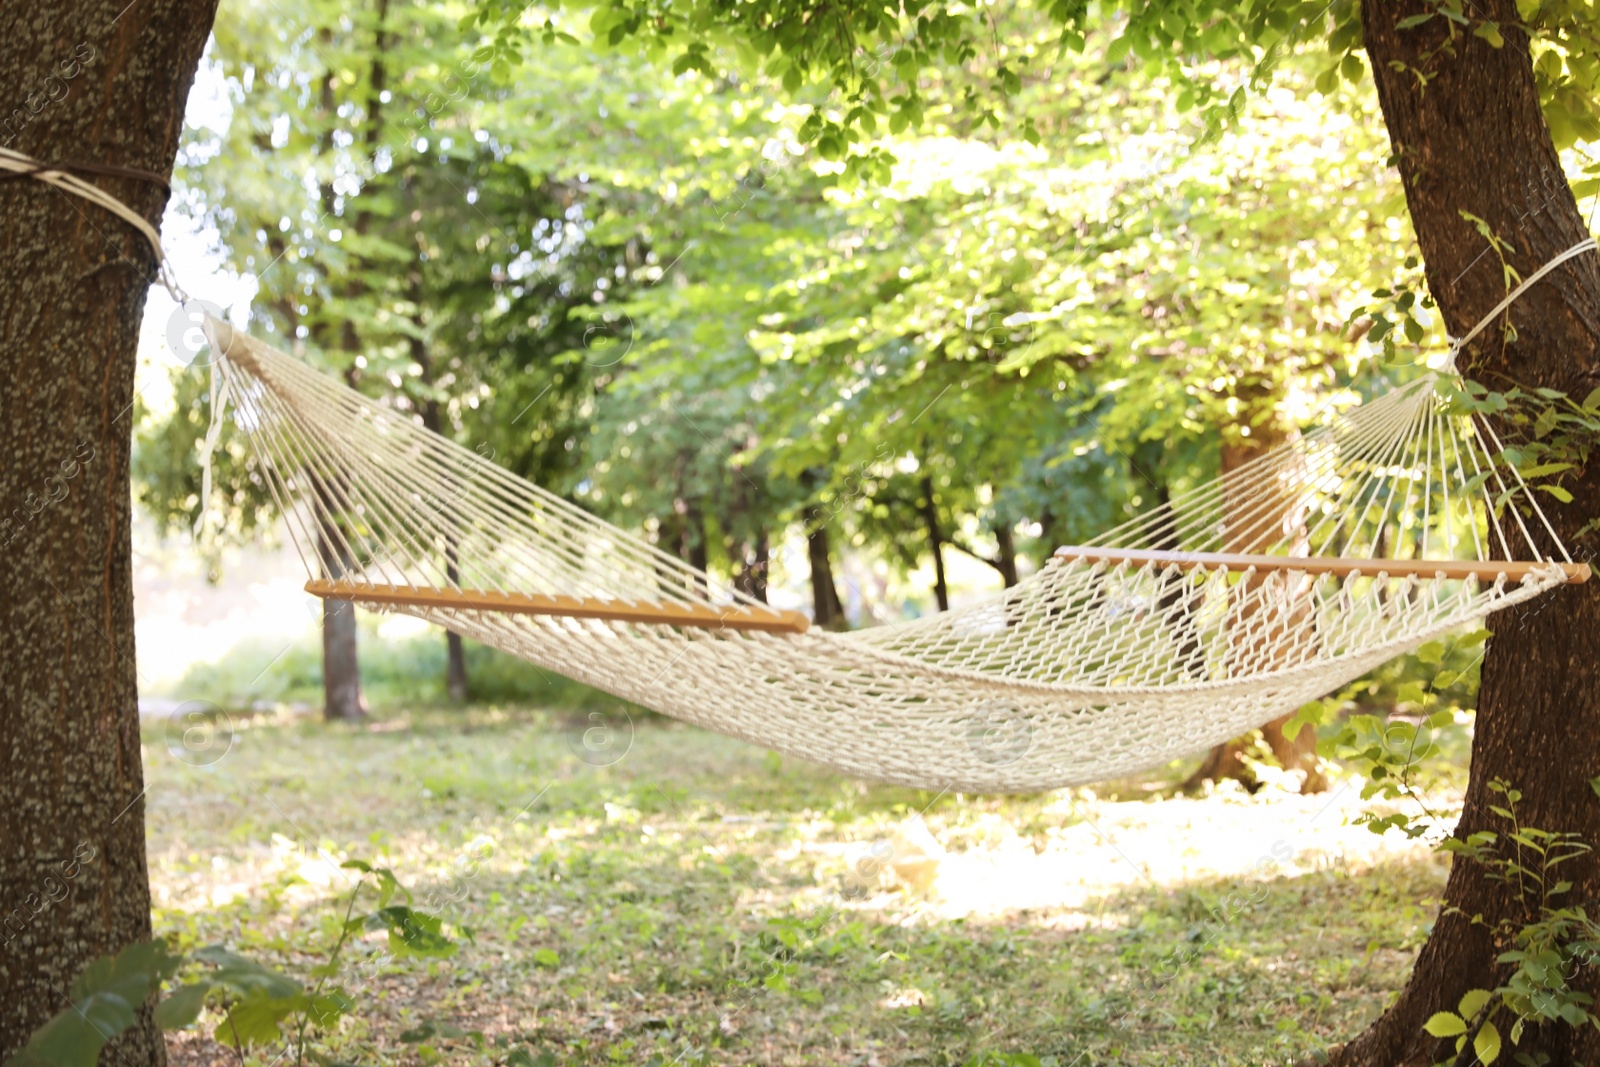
2, 940, 183, 1067
4, 860, 460, 1067
1424, 781, 1600, 1064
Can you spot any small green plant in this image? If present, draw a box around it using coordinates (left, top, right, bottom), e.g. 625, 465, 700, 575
4, 858, 463, 1067
1420, 780, 1600, 1064
1285, 628, 1487, 840
1437, 378, 1600, 538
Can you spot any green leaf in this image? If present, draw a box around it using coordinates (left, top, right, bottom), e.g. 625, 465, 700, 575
1475, 1019, 1502, 1063
506, 1051, 556, 1067
1516, 462, 1575, 478
154, 981, 213, 1030
7, 939, 189, 1067
1397, 681, 1428, 705
192, 947, 304, 999
400, 1022, 438, 1043
1416, 641, 1444, 665
6, 999, 137, 1067
1396, 12, 1436, 28
1539, 484, 1574, 503
1424, 1011, 1468, 1037
1473, 21, 1505, 47
1589, 774, 1600, 799
213, 995, 304, 1048
1459, 988, 1492, 1019
1282, 701, 1324, 742
532, 947, 560, 970
367, 907, 457, 958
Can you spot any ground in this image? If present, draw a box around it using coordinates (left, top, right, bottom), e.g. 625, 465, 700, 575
145, 703, 1455, 1067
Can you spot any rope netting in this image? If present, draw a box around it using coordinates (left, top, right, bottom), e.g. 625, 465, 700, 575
203, 316, 1582, 792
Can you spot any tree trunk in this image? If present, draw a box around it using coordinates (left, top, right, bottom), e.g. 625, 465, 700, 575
317, 526, 367, 721
442, 576, 468, 701
805, 508, 846, 628
411, 311, 469, 704
728, 463, 770, 603
0, 1, 217, 1060
1037, 504, 1062, 567
308, 0, 391, 721
1332, 3, 1600, 1063
993, 520, 1019, 588
918, 474, 950, 611
682, 498, 710, 575
1185, 434, 1326, 793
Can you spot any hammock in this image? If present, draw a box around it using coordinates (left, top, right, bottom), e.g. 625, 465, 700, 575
6, 143, 1583, 794
199, 310, 1587, 794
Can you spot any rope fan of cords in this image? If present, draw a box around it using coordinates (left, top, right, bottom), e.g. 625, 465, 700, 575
199, 266, 1589, 793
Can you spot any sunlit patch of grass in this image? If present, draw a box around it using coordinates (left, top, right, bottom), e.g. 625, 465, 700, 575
145, 704, 1450, 1066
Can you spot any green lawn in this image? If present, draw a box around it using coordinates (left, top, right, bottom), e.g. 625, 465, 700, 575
145, 704, 1449, 1067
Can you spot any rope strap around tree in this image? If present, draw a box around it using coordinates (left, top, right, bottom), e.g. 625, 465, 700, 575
0, 146, 187, 303
1445, 236, 1599, 367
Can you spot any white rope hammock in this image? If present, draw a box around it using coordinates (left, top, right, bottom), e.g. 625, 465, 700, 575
196, 308, 1588, 792
9, 146, 1589, 793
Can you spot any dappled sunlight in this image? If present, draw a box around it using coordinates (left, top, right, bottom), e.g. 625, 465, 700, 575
873, 781, 1447, 924
144, 709, 1448, 1065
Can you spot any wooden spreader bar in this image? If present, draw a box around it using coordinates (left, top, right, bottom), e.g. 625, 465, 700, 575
306, 580, 812, 634
1053, 546, 1591, 585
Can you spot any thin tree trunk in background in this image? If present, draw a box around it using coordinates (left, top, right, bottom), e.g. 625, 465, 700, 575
728, 464, 769, 602
1184, 431, 1325, 793
312, 0, 390, 721
1038, 504, 1061, 566
316, 524, 366, 721
0, 1, 218, 1059
683, 499, 710, 576
993, 521, 1019, 588
1335, 2, 1600, 1062
1153, 482, 1206, 680
805, 507, 846, 628
918, 474, 949, 612
411, 303, 469, 704
441, 550, 469, 702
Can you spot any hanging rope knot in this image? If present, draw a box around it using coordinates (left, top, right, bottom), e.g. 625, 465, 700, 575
1442, 236, 1599, 372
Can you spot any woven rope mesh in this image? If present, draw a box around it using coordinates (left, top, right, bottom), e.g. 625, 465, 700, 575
206, 317, 1573, 792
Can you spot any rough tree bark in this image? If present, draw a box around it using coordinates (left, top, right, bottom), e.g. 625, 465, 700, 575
0, 0, 217, 1060
1332, 2, 1600, 1063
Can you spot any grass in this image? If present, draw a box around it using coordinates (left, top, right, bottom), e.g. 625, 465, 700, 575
144, 696, 1458, 1067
